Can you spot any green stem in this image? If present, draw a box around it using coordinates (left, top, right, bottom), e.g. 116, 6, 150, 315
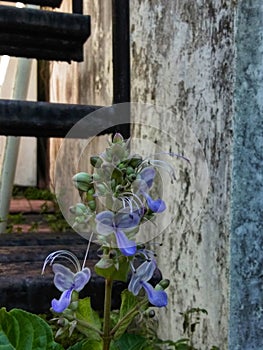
102, 278, 113, 350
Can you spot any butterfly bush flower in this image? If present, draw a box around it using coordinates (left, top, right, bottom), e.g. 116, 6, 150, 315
42, 250, 91, 313
128, 259, 168, 307
95, 210, 140, 256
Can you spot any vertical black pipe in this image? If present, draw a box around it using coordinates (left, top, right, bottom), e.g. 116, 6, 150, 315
72, 0, 83, 14
112, 0, 130, 138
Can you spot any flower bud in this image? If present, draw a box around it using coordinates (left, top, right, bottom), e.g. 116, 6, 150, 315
148, 309, 156, 318
86, 187, 95, 202
92, 173, 101, 181
155, 279, 170, 291
90, 156, 103, 168
96, 183, 108, 195
88, 200, 96, 211
57, 317, 69, 327
113, 133, 124, 143
69, 203, 87, 215
69, 301, 79, 311
72, 172, 93, 192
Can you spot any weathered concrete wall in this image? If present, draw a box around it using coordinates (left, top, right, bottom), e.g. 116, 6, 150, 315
229, 1, 263, 349
130, 1, 235, 348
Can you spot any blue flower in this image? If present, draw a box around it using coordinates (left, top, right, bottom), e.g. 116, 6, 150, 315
95, 210, 140, 256
137, 167, 166, 213
51, 263, 91, 313
128, 260, 168, 307
42, 250, 91, 313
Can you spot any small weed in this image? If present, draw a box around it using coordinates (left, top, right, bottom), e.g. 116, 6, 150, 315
8, 186, 72, 233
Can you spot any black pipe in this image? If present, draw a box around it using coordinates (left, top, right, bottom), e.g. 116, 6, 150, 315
112, 0, 130, 139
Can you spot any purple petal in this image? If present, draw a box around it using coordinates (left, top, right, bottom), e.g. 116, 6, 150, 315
128, 275, 142, 295
115, 229, 136, 256
128, 260, 156, 295
96, 211, 114, 235
141, 282, 168, 307
144, 193, 166, 213
53, 264, 74, 292
115, 212, 140, 230
135, 260, 157, 281
51, 288, 73, 313
73, 268, 91, 292
139, 167, 155, 188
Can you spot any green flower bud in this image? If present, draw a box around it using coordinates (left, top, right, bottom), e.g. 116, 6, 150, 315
69, 203, 87, 215
92, 173, 101, 181
75, 215, 86, 224
88, 200, 96, 211
113, 133, 124, 143
126, 166, 134, 175
69, 301, 79, 311
96, 183, 108, 195
86, 187, 95, 202
155, 279, 170, 291
72, 172, 93, 192
90, 156, 103, 168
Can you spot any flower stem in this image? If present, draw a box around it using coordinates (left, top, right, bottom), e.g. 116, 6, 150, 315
102, 278, 113, 350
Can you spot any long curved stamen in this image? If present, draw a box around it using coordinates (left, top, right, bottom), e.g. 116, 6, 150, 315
82, 232, 93, 270
130, 261, 136, 273
42, 250, 81, 274
140, 160, 176, 182
122, 192, 145, 211
144, 152, 190, 163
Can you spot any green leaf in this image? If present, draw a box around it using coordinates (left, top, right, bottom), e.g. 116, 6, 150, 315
95, 256, 130, 282
68, 339, 102, 350
0, 308, 19, 348
95, 258, 116, 278
113, 291, 145, 340
111, 256, 130, 282
0, 308, 63, 350
119, 291, 138, 320
75, 297, 101, 341
114, 333, 147, 350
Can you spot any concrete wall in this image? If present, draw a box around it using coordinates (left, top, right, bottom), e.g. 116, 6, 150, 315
130, 1, 235, 348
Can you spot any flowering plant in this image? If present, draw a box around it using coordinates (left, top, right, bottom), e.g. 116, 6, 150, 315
44, 133, 179, 350
0, 133, 194, 350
